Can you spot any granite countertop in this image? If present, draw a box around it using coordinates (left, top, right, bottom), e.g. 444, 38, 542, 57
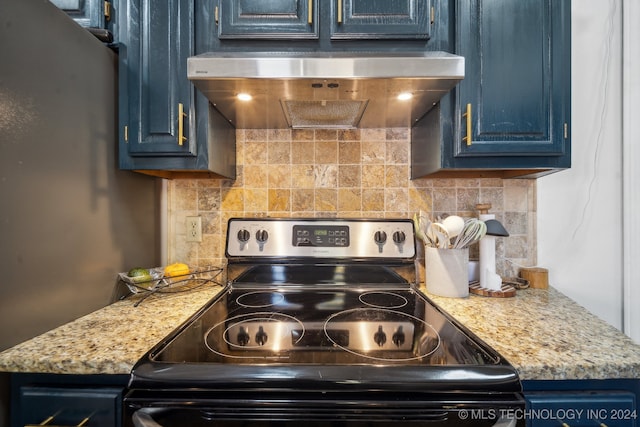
1, 283, 639, 381
426, 286, 640, 381
0, 285, 223, 375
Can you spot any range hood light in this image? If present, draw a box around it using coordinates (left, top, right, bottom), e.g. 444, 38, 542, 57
397, 92, 413, 101
237, 93, 252, 101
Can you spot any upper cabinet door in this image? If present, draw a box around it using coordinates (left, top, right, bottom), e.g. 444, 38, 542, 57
119, 0, 195, 157
410, 0, 570, 178
51, 0, 109, 29
455, 0, 570, 157
217, 0, 319, 39
331, 0, 432, 40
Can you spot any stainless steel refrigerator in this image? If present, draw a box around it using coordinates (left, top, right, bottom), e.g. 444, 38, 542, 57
0, 0, 160, 352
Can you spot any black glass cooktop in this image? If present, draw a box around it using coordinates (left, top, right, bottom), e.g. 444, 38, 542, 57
147, 265, 498, 366
131, 264, 520, 392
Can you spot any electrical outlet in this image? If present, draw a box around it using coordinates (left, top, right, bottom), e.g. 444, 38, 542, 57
186, 216, 202, 242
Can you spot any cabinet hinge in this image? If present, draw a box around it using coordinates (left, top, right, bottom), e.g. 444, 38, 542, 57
124, 125, 128, 143
430, 6, 435, 25
104, 1, 111, 21
564, 123, 568, 139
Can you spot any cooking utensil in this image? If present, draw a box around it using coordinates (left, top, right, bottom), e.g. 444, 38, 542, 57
414, 211, 437, 247
415, 212, 483, 249
412, 212, 428, 243
441, 215, 465, 238
452, 218, 487, 249
428, 222, 450, 249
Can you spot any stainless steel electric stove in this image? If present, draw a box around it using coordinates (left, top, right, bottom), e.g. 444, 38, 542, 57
126, 218, 523, 427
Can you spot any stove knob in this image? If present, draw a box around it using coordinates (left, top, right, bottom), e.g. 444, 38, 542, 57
255, 229, 269, 243
392, 326, 405, 347
255, 229, 269, 251
237, 327, 250, 346
374, 231, 387, 253
237, 229, 250, 242
374, 325, 387, 347
255, 326, 268, 346
374, 230, 387, 245
393, 231, 406, 244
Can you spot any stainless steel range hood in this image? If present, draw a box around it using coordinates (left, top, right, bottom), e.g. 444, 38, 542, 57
187, 51, 464, 129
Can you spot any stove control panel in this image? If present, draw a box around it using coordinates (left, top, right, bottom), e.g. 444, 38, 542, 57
292, 224, 350, 247
226, 218, 415, 259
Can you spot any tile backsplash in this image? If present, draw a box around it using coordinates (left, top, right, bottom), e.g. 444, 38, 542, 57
167, 128, 536, 281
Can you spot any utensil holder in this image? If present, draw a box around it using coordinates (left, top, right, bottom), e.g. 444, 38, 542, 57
425, 247, 469, 298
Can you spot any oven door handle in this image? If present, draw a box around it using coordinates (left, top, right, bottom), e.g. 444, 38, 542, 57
132, 409, 165, 427
130, 406, 518, 426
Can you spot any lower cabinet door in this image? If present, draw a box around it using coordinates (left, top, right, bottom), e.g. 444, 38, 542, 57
19, 386, 123, 427
525, 391, 637, 427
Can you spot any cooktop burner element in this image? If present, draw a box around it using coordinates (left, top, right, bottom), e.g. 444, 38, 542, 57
236, 291, 285, 308
359, 291, 408, 308
205, 311, 305, 358
323, 308, 437, 360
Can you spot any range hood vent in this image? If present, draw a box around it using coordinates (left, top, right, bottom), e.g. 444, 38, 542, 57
187, 51, 464, 129
281, 99, 369, 129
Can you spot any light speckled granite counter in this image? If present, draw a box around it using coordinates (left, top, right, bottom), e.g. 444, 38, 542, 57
1, 284, 639, 381
426, 286, 640, 381
0, 285, 223, 375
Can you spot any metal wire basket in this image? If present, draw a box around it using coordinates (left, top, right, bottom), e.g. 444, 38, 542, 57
118, 265, 224, 306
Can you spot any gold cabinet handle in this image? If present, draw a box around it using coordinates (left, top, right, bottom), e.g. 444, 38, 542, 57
25, 413, 55, 426
26, 415, 90, 427
308, 0, 313, 24
104, 1, 111, 21
462, 103, 472, 146
178, 103, 187, 146
337, 0, 342, 23
214, 6, 219, 26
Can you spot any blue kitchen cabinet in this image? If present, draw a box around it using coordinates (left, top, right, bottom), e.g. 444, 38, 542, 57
217, 0, 318, 39
10, 373, 128, 427
411, 0, 571, 178
523, 380, 639, 427
51, 0, 110, 29
119, 0, 194, 157
331, 0, 432, 40
118, 0, 236, 178
215, 0, 431, 41
51, 0, 114, 42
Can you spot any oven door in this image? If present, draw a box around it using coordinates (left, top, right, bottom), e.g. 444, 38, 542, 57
125, 391, 525, 427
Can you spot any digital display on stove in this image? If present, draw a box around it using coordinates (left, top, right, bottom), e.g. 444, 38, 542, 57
292, 225, 350, 247
292, 329, 349, 347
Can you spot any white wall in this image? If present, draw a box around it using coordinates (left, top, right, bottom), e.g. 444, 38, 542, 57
538, 0, 639, 340
622, 0, 640, 343
538, 0, 622, 328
